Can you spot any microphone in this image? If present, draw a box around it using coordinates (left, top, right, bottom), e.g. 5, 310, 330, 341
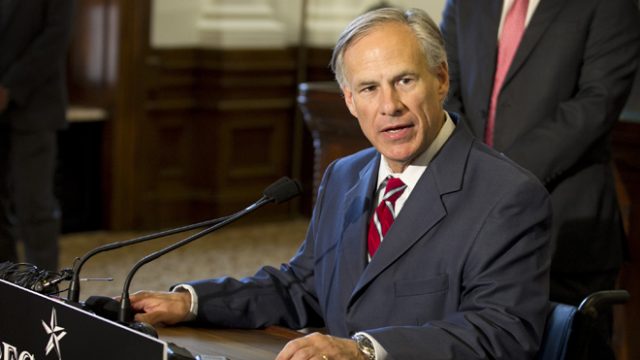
67, 214, 233, 303
117, 177, 302, 323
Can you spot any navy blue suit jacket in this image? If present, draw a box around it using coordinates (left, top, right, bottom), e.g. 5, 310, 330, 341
188, 120, 552, 359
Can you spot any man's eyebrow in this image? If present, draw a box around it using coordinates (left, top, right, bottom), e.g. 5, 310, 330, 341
392, 71, 418, 82
353, 71, 419, 89
354, 80, 378, 89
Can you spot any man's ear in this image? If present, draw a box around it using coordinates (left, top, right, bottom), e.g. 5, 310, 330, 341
436, 62, 450, 103
342, 86, 358, 118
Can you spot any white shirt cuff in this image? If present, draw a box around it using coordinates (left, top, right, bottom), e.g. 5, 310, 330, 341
172, 284, 198, 321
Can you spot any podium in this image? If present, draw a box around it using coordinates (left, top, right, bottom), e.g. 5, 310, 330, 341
0, 279, 166, 359
0, 279, 301, 360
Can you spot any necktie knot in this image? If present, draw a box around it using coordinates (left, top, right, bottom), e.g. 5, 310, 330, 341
384, 177, 406, 198
367, 177, 407, 258
381, 177, 406, 213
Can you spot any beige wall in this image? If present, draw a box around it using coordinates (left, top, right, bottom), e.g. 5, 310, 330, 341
151, 0, 447, 48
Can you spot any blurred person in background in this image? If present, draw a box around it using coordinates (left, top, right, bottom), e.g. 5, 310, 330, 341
0, 0, 75, 271
441, 0, 640, 357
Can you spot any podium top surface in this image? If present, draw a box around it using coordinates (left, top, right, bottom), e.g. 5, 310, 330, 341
159, 326, 301, 360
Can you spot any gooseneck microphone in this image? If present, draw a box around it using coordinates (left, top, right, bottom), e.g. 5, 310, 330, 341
118, 177, 303, 323
67, 214, 233, 303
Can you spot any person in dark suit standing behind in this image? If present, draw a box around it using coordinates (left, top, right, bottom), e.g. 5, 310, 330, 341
0, 0, 75, 271
128, 8, 553, 359
441, 0, 640, 308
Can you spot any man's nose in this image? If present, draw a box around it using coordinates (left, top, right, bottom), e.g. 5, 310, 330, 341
380, 87, 403, 116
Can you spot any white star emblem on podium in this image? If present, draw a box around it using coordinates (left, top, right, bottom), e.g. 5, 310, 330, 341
42, 308, 67, 360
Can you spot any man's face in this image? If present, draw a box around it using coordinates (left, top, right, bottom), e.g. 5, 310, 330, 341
341, 22, 449, 173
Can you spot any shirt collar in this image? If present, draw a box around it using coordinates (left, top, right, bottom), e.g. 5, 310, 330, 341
376, 112, 456, 192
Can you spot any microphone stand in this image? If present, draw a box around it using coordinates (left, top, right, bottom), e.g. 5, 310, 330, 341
118, 196, 273, 323
67, 216, 230, 303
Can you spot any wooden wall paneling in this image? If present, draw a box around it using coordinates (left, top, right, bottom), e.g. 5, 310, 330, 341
146, 49, 198, 111
109, 46, 300, 229
217, 113, 290, 209
304, 48, 335, 83
73, 0, 330, 229
197, 49, 298, 218
138, 49, 204, 228
138, 110, 195, 228
189, 109, 222, 218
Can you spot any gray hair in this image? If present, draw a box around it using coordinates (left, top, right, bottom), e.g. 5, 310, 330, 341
330, 7, 448, 88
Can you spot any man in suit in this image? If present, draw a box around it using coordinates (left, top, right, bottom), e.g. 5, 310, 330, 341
130, 8, 552, 359
0, 0, 74, 271
441, 0, 640, 309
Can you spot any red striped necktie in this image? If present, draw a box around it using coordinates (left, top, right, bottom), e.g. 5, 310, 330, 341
367, 177, 407, 258
486, 0, 529, 147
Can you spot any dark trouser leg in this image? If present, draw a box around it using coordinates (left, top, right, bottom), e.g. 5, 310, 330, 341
0, 128, 17, 263
11, 130, 60, 271
551, 269, 619, 360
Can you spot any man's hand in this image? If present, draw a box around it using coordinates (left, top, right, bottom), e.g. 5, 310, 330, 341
276, 332, 367, 360
0, 86, 9, 113
128, 290, 191, 326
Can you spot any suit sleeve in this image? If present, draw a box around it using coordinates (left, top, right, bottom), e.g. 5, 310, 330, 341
504, 0, 640, 184
186, 163, 337, 329
368, 177, 552, 359
1, 0, 75, 106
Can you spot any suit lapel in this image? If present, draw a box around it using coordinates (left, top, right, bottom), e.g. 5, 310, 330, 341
348, 120, 473, 306
334, 155, 379, 303
350, 172, 446, 299
504, 0, 567, 86
463, 0, 502, 133
478, 0, 504, 89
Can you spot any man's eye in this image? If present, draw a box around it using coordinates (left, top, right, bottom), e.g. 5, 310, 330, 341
360, 86, 376, 93
399, 78, 414, 86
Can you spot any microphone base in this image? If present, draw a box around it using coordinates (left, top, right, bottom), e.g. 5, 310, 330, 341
127, 321, 158, 338
84, 295, 120, 321
82, 295, 157, 338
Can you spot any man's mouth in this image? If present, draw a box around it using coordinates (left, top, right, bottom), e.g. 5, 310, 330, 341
382, 124, 413, 133
380, 123, 414, 141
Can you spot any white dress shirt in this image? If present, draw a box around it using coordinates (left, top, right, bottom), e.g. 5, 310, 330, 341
498, 0, 541, 36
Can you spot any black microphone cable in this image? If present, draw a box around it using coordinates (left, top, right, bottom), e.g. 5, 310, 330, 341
0, 261, 73, 295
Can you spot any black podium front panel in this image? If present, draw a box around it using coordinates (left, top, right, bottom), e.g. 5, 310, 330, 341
0, 279, 166, 360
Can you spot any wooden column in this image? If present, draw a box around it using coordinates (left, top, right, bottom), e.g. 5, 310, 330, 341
108, 0, 152, 229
